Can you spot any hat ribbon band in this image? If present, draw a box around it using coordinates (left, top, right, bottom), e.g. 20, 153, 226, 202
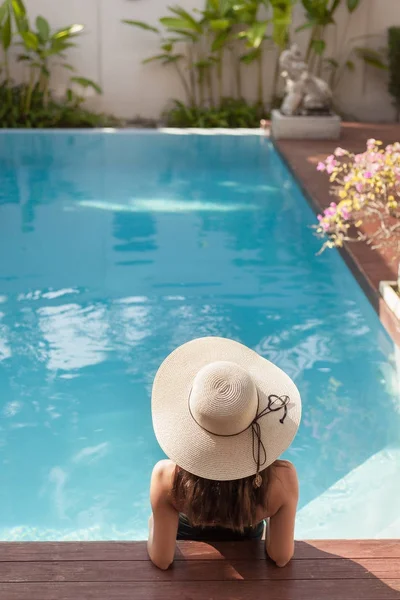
188, 391, 289, 488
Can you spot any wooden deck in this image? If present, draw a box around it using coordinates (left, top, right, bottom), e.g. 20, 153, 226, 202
1, 540, 399, 599
274, 122, 400, 345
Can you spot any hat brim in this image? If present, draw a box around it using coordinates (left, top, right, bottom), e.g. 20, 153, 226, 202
152, 337, 301, 481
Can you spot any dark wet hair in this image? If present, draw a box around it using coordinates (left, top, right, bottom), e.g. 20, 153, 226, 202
172, 465, 270, 532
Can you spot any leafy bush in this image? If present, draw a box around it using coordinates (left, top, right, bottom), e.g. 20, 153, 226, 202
0, 83, 118, 128
123, 1, 294, 110
0, 0, 116, 128
314, 139, 400, 256
388, 27, 400, 121
164, 99, 267, 128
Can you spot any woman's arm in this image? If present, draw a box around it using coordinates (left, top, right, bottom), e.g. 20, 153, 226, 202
147, 460, 179, 570
266, 461, 299, 567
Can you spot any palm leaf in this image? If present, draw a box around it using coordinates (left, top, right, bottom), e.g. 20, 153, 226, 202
167, 6, 202, 32
212, 30, 230, 52
311, 39, 326, 55
347, 0, 360, 12
122, 20, 159, 33
160, 16, 199, 33
210, 18, 230, 30
70, 76, 102, 94
240, 48, 260, 64
21, 31, 38, 51
11, 0, 26, 20
53, 24, 84, 40
1, 13, 11, 51
354, 47, 387, 70
36, 16, 50, 43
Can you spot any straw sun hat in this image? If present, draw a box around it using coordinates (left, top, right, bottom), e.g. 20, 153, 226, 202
152, 337, 301, 484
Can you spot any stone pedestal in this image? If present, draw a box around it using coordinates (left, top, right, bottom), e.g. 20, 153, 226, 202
270, 109, 341, 140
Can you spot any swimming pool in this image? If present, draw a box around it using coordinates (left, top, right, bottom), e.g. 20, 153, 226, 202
0, 131, 399, 541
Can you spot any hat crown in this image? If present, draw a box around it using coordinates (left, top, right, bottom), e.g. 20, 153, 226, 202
189, 361, 258, 436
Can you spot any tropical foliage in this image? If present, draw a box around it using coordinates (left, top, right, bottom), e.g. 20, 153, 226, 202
165, 98, 265, 127
298, 0, 386, 89
0, 0, 115, 127
123, 0, 295, 119
314, 140, 400, 257
0, 0, 391, 127
124, 0, 387, 125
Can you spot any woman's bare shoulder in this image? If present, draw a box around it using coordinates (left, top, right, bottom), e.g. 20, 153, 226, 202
271, 459, 298, 480
151, 460, 176, 494
266, 460, 299, 515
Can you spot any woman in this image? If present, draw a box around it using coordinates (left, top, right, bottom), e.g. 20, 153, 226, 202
148, 336, 301, 570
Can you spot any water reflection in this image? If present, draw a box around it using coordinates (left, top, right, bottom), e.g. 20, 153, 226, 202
0, 132, 399, 540
113, 211, 157, 254
38, 303, 110, 371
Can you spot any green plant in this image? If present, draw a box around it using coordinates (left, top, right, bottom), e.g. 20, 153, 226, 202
0, 0, 26, 79
0, 82, 118, 128
17, 15, 100, 112
269, 0, 295, 104
18, 18, 80, 106
0, 0, 26, 111
297, 0, 387, 91
0, 0, 107, 128
237, 7, 271, 107
297, 0, 359, 72
164, 97, 267, 127
123, 0, 295, 112
388, 27, 400, 122
123, 13, 201, 107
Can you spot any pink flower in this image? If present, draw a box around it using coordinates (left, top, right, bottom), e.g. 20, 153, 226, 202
321, 221, 330, 231
364, 171, 373, 179
326, 154, 336, 163
317, 214, 323, 221
324, 203, 337, 217
334, 147, 346, 157
317, 162, 326, 172
356, 182, 363, 193
341, 207, 350, 220
355, 154, 363, 164
367, 138, 376, 148
326, 164, 335, 174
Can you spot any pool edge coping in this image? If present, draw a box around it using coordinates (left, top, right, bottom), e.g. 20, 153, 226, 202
0, 127, 266, 135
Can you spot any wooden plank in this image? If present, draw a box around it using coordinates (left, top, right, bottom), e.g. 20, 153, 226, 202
0, 541, 399, 562
0, 558, 399, 583
0, 579, 399, 600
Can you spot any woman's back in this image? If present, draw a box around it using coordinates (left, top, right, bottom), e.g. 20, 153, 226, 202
147, 458, 299, 569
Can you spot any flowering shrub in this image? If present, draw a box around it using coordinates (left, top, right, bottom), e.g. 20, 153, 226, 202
315, 139, 400, 255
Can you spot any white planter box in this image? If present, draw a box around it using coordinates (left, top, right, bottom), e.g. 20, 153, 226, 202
270, 109, 341, 140
379, 281, 400, 320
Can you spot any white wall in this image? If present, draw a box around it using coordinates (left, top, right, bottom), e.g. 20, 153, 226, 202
21, 0, 400, 121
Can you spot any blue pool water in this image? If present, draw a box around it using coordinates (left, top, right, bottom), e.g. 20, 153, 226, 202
0, 131, 399, 541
